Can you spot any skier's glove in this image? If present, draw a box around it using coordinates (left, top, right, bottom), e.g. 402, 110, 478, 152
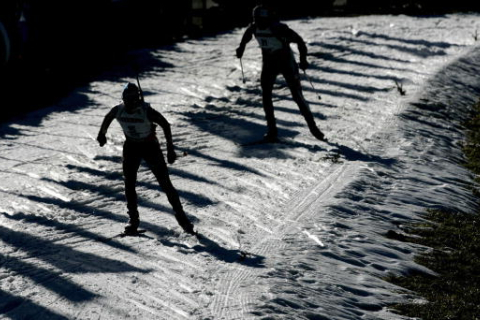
236, 46, 245, 59
299, 59, 309, 71
97, 133, 107, 147
167, 148, 177, 164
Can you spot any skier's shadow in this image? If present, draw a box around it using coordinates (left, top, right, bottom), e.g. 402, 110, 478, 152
327, 141, 396, 165
238, 138, 396, 165
159, 234, 266, 268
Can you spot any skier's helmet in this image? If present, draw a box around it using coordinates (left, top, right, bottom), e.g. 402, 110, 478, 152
122, 82, 140, 103
252, 5, 274, 27
253, 5, 270, 20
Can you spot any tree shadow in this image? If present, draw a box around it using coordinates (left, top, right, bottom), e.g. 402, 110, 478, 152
0, 224, 149, 316
7, 127, 95, 141
93, 155, 122, 163
0, 89, 98, 140
304, 86, 370, 102
0, 126, 23, 140
309, 51, 413, 73
312, 42, 411, 63
3, 212, 136, 254
58, 165, 215, 208
358, 31, 461, 50
0, 251, 97, 303
1, 47, 175, 137
176, 142, 269, 176
341, 36, 445, 59
0, 185, 180, 236
0, 288, 70, 320
67, 162, 225, 189
310, 65, 402, 83
0, 225, 148, 275
304, 75, 392, 95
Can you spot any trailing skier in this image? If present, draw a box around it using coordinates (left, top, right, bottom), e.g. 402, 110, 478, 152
236, 5, 325, 142
97, 82, 195, 235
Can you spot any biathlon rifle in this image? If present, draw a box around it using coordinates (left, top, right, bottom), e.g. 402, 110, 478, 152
136, 74, 145, 103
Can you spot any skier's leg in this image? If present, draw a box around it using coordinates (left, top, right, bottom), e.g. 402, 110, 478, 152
155, 167, 195, 234
145, 142, 195, 234
260, 63, 279, 141
146, 147, 183, 213
283, 59, 325, 141
122, 141, 142, 231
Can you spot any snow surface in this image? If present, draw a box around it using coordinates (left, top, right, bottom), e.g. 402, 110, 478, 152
1, 14, 480, 320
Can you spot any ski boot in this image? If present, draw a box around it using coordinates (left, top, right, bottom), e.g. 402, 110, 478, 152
175, 213, 196, 235
310, 126, 326, 142
263, 131, 279, 143
124, 217, 140, 235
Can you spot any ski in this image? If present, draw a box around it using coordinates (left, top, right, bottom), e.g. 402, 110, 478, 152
238, 138, 282, 147
115, 229, 147, 238
237, 138, 329, 156
238, 137, 326, 147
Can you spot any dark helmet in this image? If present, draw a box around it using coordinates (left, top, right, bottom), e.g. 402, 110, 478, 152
122, 82, 140, 102
252, 5, 276, 26
253, 5, 270, 20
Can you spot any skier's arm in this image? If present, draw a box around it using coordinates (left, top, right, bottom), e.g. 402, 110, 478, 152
148, 107, 173, 146
236, 24, 254, 58
283, 26, 309, 70
148, 107, 177, 164
97, 106, 118, 147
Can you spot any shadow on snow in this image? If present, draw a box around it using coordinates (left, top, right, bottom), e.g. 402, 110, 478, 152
159, 233, 266, 268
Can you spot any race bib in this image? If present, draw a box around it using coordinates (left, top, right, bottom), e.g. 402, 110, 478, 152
255, 28, 284, 52
116, 104, 154, 140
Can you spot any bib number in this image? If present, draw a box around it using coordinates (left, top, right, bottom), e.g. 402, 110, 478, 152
127, 125, 139, 137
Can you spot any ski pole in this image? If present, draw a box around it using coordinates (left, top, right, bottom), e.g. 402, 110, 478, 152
303, 70, 321, 100
239, 58, 246, 84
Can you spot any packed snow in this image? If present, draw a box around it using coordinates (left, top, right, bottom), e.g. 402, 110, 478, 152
1, 13, 480, 320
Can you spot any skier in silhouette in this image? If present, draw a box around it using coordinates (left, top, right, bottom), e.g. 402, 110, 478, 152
236, 5, 325, 142
97, 82, 195, 235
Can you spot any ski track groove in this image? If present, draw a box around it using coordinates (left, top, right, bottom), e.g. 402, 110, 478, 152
129, 276, 198, 318
207, 162, 351, 319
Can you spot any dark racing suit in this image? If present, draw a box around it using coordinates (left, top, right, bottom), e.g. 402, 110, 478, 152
98, 102, 192, 232
237, 21, 323, 140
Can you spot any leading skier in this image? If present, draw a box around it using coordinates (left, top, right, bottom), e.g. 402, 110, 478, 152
236, 5, 325, 142
97, 82, 195, 235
